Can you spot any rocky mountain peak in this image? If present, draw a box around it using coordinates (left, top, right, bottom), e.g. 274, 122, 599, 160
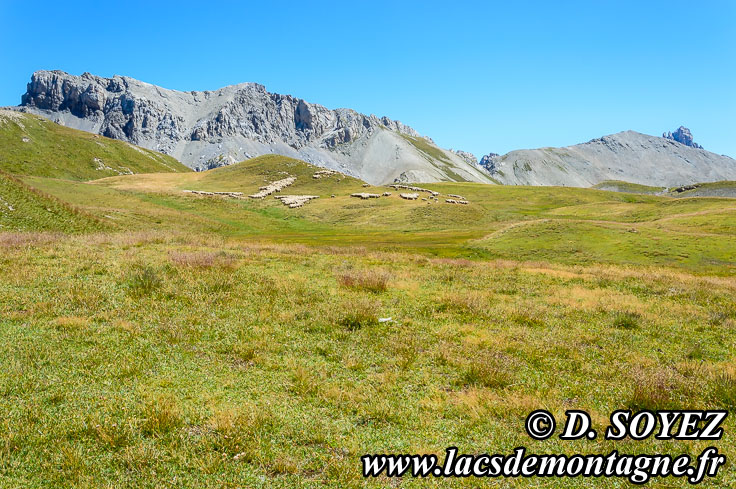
663, 126, 702, 149
16, 70, 493, 185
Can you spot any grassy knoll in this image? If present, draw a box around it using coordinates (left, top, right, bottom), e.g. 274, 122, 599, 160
669, 181, 736, 198
593, 180, 666, 195
594, 179, 736, 199
0, 110, 189, 180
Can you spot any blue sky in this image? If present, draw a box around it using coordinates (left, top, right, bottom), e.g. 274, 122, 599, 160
1, 1, 734, 158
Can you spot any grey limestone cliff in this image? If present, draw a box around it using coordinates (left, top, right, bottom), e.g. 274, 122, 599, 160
17, 70, 493, 185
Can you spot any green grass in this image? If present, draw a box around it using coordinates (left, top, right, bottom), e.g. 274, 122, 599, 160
11, 155, 733, 273
0, 236, 734, 488
1, 139, 735, 487
471, 219, 736, 273
594, 179, 736, 199
593, 180, 666, 195
0, 110, 189, 180
400, 134, 452, 164
669, 180, 736, 198
0, 171, 103, 232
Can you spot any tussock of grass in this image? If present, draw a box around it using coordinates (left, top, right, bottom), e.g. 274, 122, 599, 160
125, 266, 162, 297
209, 404, 276, 458
169, 250, 236, 268
461, 360, 515, 389
142, 394, 182, 436
627, 368, 682, 411
336, 268, 390, 293
436, 292, 492, 317
337, 298, 380, 330
612, 311, 641, 329
712, 371, 736, 409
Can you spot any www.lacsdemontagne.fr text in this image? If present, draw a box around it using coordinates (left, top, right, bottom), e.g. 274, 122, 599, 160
362, 446, 725, 484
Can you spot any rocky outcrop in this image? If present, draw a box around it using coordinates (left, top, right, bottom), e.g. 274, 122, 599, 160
449, 149, 477, 166
481, 131, 736, 187
663, 126, 702, 149
17, 70, 494, 185
478, 153, 500, 172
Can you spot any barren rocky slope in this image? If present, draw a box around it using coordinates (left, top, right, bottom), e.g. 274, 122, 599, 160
480, 130, 736, 187
15, 70, 493, 185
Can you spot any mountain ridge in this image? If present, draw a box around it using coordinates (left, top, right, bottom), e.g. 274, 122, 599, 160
16, 70, 493, 185
479, 129, 736, 187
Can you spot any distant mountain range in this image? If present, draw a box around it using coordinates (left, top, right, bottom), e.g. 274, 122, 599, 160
10, 70, 736, 188
14, 70, 492, 185
479, 129, 736, 187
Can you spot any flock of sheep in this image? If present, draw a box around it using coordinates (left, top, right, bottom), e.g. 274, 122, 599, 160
183, 168, 470, 209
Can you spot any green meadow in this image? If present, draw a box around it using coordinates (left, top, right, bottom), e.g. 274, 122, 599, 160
1, 111, 735, 487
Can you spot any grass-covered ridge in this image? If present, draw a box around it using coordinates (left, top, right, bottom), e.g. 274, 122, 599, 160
593, 180, 666, 195
0, 110, 190, 180
400, 134, 472, 182
594, 179, 736, 199
0, 170, 103, 232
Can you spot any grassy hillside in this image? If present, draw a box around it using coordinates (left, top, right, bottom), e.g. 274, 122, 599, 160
0, 110, 190, 180
1, 152, 735, 487
594, 179, 736, 199
19, 155, 730, 273
400, 134, 476, 182
593, 180, 666, 195
669, 180, 736, 198
0, 171, 102, 232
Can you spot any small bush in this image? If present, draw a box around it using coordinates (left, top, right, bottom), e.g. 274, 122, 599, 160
126, 266, 162, 297
613, 311, 641, 330
337, 269, 390, 293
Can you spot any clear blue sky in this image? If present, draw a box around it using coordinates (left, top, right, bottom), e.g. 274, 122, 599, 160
1, 0, 734, 158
